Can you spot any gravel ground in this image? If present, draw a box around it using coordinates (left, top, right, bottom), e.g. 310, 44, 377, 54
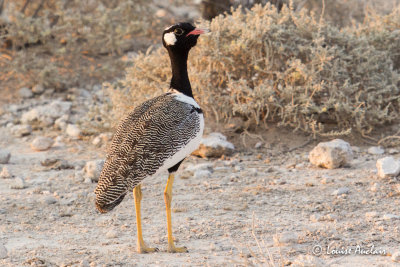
0, 92, 400, 266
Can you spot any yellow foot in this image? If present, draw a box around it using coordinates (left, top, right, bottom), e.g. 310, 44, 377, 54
137, 245, 159, 254
167, 245, 188, 253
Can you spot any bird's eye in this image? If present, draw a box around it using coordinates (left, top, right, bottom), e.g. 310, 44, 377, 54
174, 28, 184, 36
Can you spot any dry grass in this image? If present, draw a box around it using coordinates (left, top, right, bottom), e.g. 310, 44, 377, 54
103, 3, 400, 137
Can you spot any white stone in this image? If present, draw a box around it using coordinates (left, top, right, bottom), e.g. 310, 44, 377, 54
106, 230, 117, 238
53, 136, 65, 148
11, 124, 32, 137
84, 160, 104, 182
392, 251, 400, 262
310, 214, 322, 222
31, 136, 54, 151
11, 177, 26, 189
18, 87, 33, 98
54, 115, 69, 130
254, 142, 263, 149
32, 84, 45, 94
365, 211, 379, 218
309, 139, 353, 169
332, 187, 349, 196
0, 244, 7, 259
21, 100, 72, 126
0, 149, 11, 164
351, 146, 361, 153
0, 167, 12, 178
376, 157, 400, 178
66, 124, 81, 138
388, 148, 399, 154
383, 214, 400, 220
368, 146, 385, 155
192, 132, 234, 158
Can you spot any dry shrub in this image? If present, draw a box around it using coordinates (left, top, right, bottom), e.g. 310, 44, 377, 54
0, 0, 161, 90
104, 4, 400, 137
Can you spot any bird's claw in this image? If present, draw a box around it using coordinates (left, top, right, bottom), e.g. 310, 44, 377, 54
138, 246, 159, 253
167, 245, 188, 253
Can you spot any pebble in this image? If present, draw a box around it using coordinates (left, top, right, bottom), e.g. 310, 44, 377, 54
11, 177, 26, 189
388, 148, 399, 154
332, 187, 349, 196
368, 146, 385, 155
54, 115, 69, 130
0, 167, 12, 178
370, 183, 379, 192
84, 160, 104, 182
365, 211, 379, 218
53, 136, 65, 148
21, 100, 72, 126
254, 142, 263, 149
392, 251, 400, 262
106, 230, 117, 239
66, 124, 81, 138
192, 132, 234, 158
351, 146, 361, 153
0, 244, 7, 259
383, 214, 400, 220
31, 136, 54, 151
32, 84, 45, 94
376, 157, 400, 178
11, 124, 32, 137
84, 177, 92, 184
18, 87, 33, 98
309, 139, 353, 169
43, 196, 57, 205
0, 149, 11, 164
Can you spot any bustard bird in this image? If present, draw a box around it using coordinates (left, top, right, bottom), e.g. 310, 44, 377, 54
95, 22, 208, 253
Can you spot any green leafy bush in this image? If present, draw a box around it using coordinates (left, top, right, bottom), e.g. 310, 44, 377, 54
105, 4, 400, 136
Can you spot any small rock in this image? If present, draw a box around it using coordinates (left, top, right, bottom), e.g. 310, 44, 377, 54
309, 139, 353, 169
92, 133, 112, 147
351, 146, 361, 153
84, 160, 104, 182
383, 214, 400, 220
11, 177, 26, 189
388, 148, 399, 155
370, 183, 380, 192
0, 244, 8, 259
376, 157, 400, 178
365, 211, 379, 218
192, 132, 234, 158
0, 167, 12, 178
43, 196, 57, 205
31, 136, 54, 151
84, 177, 92, 184
21, 100, 72, 126
332, 187, 349, 196
11, 124, 33, 137
32, 84, 45, 94
66, 124, 81, 139
254, 142, 263, 149
18, 87, 33, 98
368, 146, 385, 155
53, 136, 65, 148
392, 251, 400, 262
54, 115, 69, 130
106, 230, 117, 239
0, 149, 11, 164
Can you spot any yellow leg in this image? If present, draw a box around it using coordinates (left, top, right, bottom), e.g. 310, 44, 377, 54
133, 184, 158, 253
164, 173, 188, 253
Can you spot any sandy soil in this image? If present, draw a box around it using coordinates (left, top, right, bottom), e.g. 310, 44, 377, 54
0, 93, 399, 267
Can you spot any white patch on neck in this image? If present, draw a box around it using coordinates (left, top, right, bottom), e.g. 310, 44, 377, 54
164, 32, 177, 46
172, 92, 200, 109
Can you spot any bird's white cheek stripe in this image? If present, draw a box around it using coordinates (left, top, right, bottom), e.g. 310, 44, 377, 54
164, 32, 177, 46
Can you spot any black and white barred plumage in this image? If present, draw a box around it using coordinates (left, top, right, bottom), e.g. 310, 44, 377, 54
95, 92, 204, 213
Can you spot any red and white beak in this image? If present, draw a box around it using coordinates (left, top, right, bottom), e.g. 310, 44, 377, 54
186, 28, 210, 37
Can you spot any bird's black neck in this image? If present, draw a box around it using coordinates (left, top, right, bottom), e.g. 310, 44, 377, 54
168, 49, 193, 98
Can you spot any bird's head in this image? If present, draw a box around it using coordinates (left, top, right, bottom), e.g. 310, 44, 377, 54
162, 22, 209, 52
